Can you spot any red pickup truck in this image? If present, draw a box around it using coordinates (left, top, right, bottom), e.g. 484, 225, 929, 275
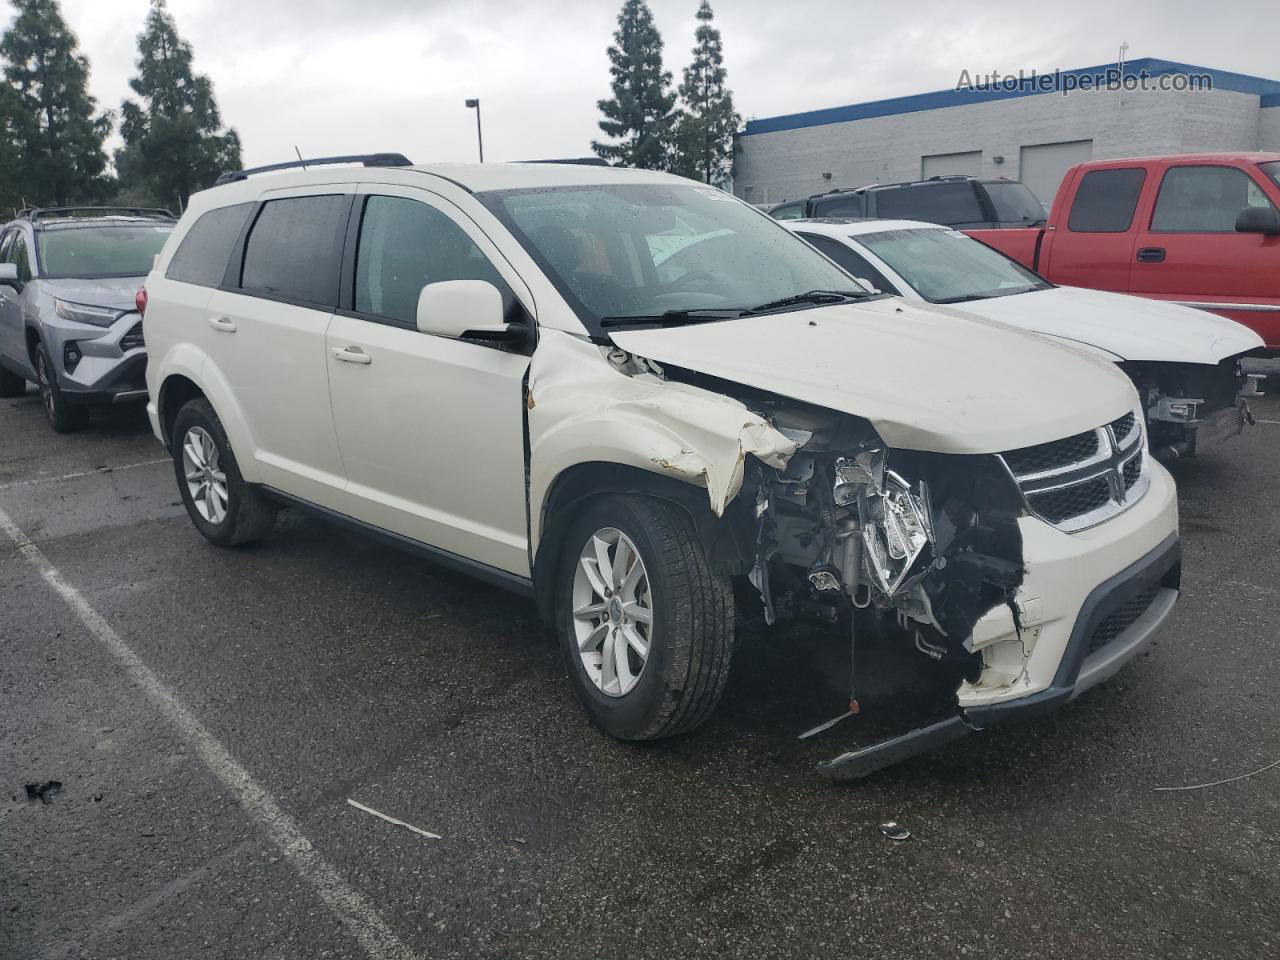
970, 153, 1280, 350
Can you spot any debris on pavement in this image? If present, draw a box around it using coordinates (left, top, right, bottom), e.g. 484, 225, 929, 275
347, 798, 441, 840
1153, 756, 1280, 792
24, 781, 62, 804
879, 821, 911, 842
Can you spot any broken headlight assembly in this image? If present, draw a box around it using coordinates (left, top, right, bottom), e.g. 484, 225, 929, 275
834, 451, 934, 599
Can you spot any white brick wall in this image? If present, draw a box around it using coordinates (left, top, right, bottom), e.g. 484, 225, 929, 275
1261, 106, 1280, 151
734, 88, 1269, 205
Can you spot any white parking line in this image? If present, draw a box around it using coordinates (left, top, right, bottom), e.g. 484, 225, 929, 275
0, 457, 170, 491
1256, 419, 1280, 425
0, 504, 421, 960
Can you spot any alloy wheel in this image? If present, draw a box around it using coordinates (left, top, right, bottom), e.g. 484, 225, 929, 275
571, 527, 653, 697
181, 426, 229, 525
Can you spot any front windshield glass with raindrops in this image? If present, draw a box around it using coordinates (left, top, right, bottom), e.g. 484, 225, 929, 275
479, 182, 862, 333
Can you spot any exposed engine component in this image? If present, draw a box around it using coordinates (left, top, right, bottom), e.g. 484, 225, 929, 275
745, 408, 1026, 659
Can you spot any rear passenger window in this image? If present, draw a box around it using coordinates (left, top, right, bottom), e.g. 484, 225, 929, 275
166, 203, 254, 287
354, 195, 515, 326
810, 195, 866, 218
872, 182, 984, 226
239, 195, 350, 307
1150, 166, 1277, 232
768, 202, 805, 220
1067, 169, 1145, 232
798, 233, 898, 294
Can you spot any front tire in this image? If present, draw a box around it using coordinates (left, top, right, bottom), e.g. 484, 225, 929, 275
556, 494, 735, 741
171, 398, 276, 547
35, 343, 88, 432
0, 364, 26, 398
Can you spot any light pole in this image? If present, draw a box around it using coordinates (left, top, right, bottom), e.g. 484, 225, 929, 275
465, 98, 483, 162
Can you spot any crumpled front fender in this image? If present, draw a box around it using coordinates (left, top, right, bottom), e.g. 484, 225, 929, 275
527, 331, 798, 555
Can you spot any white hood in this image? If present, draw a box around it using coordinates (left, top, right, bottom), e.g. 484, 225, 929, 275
609, 297, 1138, 456
957, 285, 1264, 364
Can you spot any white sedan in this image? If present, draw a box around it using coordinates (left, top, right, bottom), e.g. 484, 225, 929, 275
786, 217, 1265, 458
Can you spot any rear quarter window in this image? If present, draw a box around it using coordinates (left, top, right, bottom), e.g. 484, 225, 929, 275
871, 182, 984, 226
165, 203, 255, 287
238, 195, 351, 307
1067, 168, 1146, 232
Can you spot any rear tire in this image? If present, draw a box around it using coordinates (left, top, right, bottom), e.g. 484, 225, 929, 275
0, 364, 26, 398
171, 398, 276, 547
556, 494, 735, 741
35, 343, 89, 433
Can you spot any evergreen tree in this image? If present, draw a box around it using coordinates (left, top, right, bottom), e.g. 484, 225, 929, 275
0, 85, 26, 215
115, 0, 241, 211
672, 0, 739, 185
592, 0, 676, 170
0, 0, 112, 206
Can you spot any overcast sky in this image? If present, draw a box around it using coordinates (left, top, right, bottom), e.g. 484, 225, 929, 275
14, 0, 1279, 169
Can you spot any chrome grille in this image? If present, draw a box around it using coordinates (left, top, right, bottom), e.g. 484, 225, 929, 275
999, 409, 1150, 532
1027, 476, 1112, 524
1002, 429, 1100, 477
1122, 449, 1143, 490
121, 321, 145, 351
1110, 412, 1137, 447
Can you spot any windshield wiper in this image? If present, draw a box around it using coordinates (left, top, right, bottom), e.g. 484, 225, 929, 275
933, 285, 1041, 304
599, 308, 744, 328
741, 289, 870, 316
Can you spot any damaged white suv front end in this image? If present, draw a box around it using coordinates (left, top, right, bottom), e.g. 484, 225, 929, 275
583, 294, 1179, 778
472, 171, 1182, 778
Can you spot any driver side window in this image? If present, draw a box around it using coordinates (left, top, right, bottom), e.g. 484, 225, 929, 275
354, 195, 516, 327
11, 234, 32, 282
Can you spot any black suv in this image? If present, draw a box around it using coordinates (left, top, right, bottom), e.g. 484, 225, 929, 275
767, 176, 1047, 229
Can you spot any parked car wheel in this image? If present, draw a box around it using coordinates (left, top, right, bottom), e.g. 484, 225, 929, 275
557, 494, 735, 741
34, 343, 88, 432
171, 398, 276, 547
0, 364, 26, 398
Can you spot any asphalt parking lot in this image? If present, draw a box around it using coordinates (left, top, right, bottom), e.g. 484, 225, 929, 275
3, 364, 1279, 960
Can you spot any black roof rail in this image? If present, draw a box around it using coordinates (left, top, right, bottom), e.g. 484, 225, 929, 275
20, 205, 177, 222
517, 157, 610, 166
215, 153, 413, 185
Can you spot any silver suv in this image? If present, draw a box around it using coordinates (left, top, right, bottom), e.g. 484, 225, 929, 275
0, 207, 175, 431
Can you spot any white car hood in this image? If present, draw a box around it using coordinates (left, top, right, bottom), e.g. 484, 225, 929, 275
957, 285, 1263, 364
609, 297, 1137, 456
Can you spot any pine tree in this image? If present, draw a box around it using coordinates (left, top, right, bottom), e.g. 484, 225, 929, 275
672, 0, 739, 185
115, 0, 241, 211
592, 0, 677, 170
0, 0, 112, 206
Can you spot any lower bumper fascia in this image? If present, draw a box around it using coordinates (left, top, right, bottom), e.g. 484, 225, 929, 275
817, 532, 1181, 782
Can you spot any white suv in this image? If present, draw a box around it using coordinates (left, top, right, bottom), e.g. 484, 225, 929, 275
143, 155, 1181, 778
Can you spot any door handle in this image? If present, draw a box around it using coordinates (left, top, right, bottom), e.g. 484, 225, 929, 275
332, 345, 372, 364
208, 316, 237, 332
1136, 247, 1166, 263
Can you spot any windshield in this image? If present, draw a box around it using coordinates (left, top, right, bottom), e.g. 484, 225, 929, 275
984, 181, 1047, 225
37, 224, 173, 278
479, 183, 860, 334
1261, 160, 1280, 190
857, 227, 1051, 303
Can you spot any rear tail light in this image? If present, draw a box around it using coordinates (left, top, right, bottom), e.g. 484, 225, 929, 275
135, 286, 148, 316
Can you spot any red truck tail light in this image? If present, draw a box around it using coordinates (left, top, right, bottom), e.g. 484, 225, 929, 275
135, 286, 148, 316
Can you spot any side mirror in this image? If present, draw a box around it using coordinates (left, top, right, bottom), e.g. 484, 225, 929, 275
1235, 206, 1280, 236
854, 276, 881, 295
0, 263, 18, 287
415, 279, 526, 344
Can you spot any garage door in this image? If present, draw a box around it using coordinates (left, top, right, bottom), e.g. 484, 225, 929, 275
921, 150, 982, 179
1019, 140, 1093, 207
